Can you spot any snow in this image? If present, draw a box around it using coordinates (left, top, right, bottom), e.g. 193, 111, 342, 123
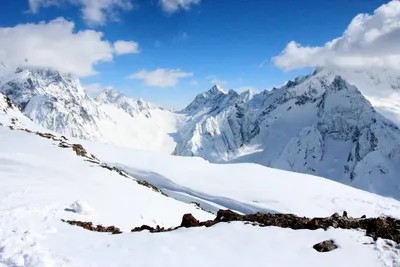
96, 104, 181, 152
69, 200, 93, 215
39, 223, 399, 267
2, 66, 400, 200
81, 138, 400, 219
174, 70, 400, 200
0, 67, 183, 153
1, 120, 400, 266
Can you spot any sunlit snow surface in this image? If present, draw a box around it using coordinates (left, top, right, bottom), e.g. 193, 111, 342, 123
1, 96, 400, 266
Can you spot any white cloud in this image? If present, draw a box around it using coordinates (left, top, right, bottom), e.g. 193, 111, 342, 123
113, 40, 139, 55
83, 83, 103, 96
127, 68, 193, 87
0, 18, 139, 77
28, 0, 61, 12
28, 0, 133, 25
159, 0, 200, 13
273, 0, 400, 71
206, 75, 227, 86
189, 80, 199, 86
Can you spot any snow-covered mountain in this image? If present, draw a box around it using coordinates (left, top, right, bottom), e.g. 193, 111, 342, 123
0, 66, 180, 152
2, 70, 400, 266
2, 65, 400, 199
174, 68, 400, 199
96, 87, 154, 118
0, 66, 105, 140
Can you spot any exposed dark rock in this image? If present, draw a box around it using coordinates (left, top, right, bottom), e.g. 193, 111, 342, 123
72, 144, 88, 157
216, 209, 243, 222
137, 180, 168, 196
36, 132, 56, 139
313, 240, 338, 252
131, 224, 175, 233
62, 219, 122, 234
365, 217, 400, 242
342, 211, 348, 218
131, 225, 155, 232
181, 214, 200, 227
58, 142, 71, 148
3, 95, 14, 109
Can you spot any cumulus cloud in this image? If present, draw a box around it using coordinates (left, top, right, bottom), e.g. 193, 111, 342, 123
28, 0, 133, 25
159, 0, 200, 13
273, 0, 400, 71
113, 40, 140, 55
127, 68, 193, 87
0, 18, 139, 77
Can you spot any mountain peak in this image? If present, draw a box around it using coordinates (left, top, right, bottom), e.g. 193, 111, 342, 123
208, 84, 227, 94
96, 87, 124, 104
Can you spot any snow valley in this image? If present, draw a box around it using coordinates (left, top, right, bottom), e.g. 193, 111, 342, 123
1, 65, 400, 200
2, 85, 400, 267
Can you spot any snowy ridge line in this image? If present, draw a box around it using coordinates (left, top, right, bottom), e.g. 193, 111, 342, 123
3, 125, 168, 196
62, 208, 400, 244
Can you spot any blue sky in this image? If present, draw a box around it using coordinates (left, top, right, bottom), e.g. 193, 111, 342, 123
0, 0, 392, 109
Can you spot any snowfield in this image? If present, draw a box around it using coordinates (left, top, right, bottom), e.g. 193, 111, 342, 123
1, 93, 400, 266
81, 139, 400, 219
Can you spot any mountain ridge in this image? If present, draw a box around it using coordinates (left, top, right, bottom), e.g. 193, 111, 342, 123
2, 65, 400, 199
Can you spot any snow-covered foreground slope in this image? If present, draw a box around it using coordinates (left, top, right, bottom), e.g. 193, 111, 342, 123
82, 140, 400, 218
2, 119, 400, 266
174, 69, 400, 200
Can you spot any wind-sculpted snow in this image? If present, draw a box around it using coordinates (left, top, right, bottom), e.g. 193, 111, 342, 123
175, 69, 400, 200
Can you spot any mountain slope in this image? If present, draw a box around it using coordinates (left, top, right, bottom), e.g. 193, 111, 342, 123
0, 67, 105, 140
174, 69, 400, 199
1, 121, 400, 266
95, 87, 183, 152
96, 87, 154, 118
0, 67, 181, 152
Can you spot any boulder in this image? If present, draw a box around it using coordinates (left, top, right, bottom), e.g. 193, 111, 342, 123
313, 240, 338, 252
181, 214, 200, 227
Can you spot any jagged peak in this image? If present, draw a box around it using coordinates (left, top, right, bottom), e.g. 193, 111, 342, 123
100, 86, 122, 97
207, 84, 227, 95
330, 75, 348, 89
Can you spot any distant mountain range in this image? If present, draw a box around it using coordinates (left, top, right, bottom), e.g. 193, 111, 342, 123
1, 64, 400, 199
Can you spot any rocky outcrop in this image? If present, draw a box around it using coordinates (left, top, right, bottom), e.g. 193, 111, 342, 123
62, 219, 122, 234
181, 214, 200, 227
128, 209, 400, 243
313, 240, 338, 252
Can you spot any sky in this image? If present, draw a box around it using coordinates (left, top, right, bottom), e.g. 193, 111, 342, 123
0, 0, 398, 109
